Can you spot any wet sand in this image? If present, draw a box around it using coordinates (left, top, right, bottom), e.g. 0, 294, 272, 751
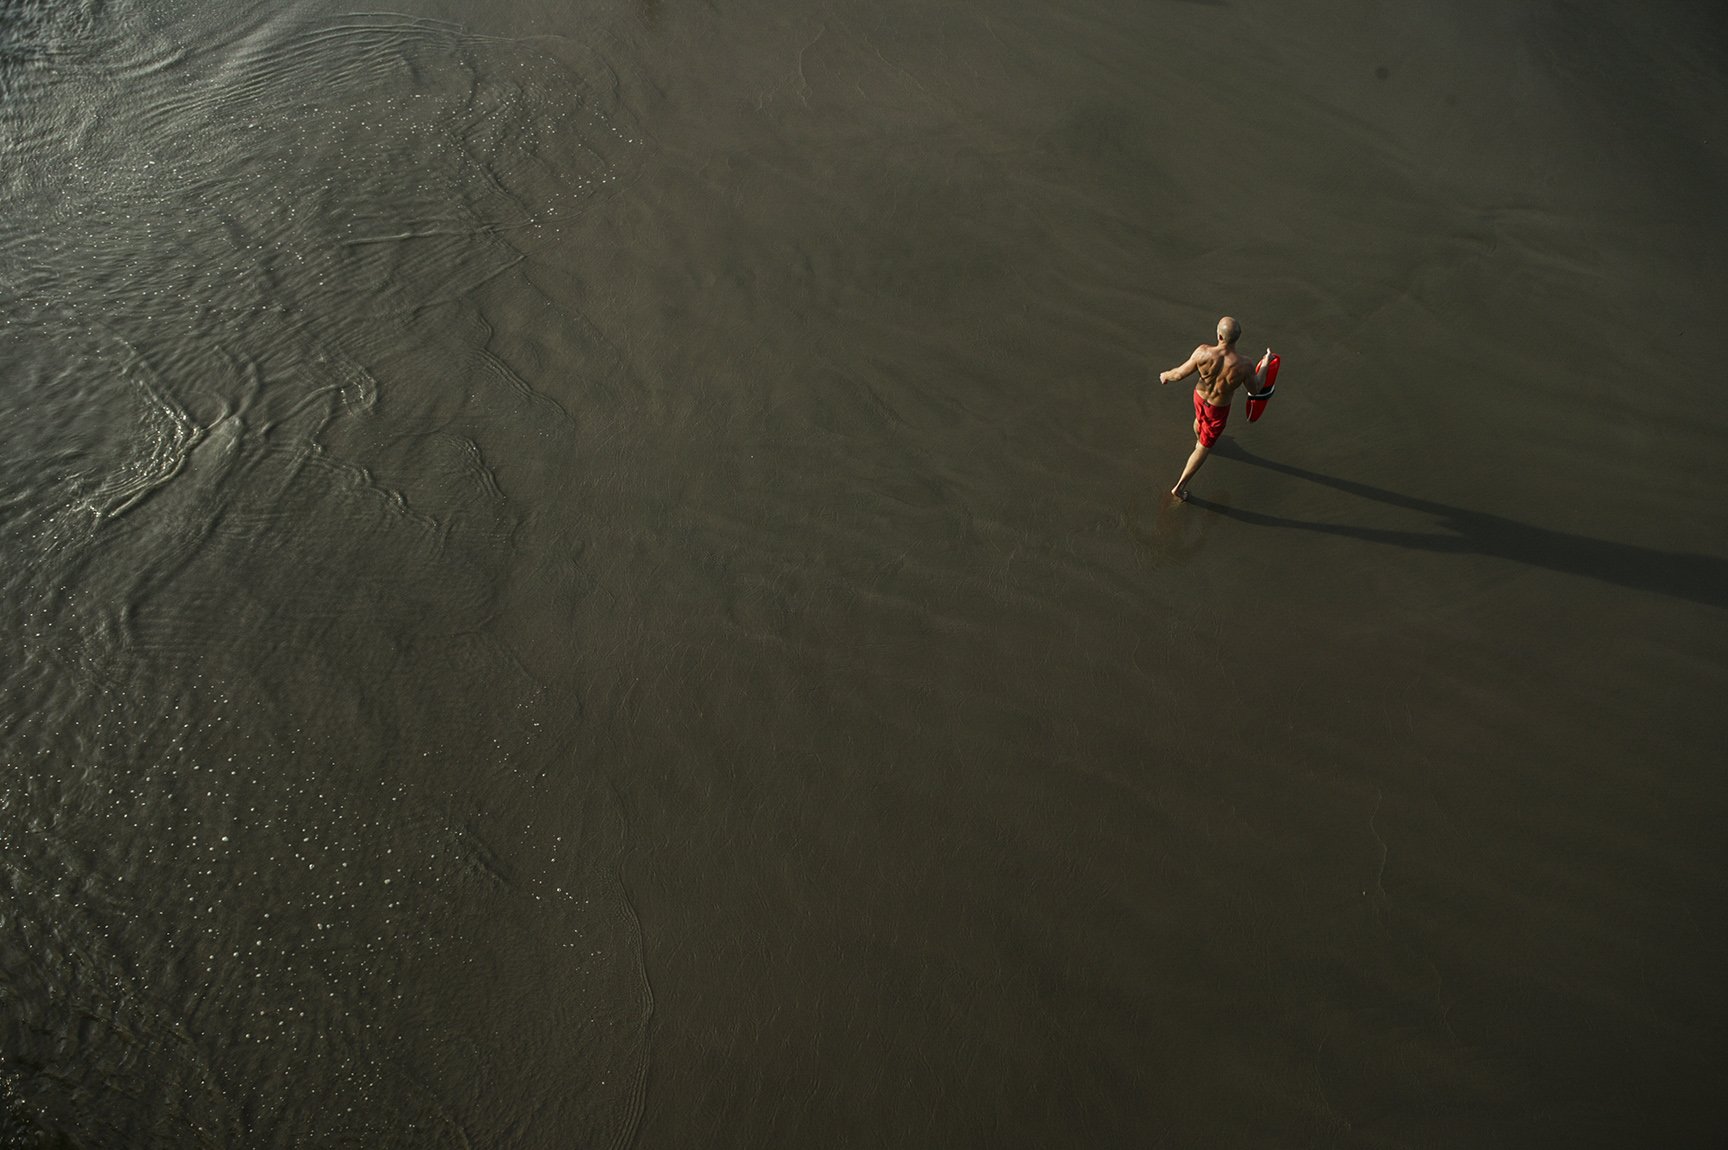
2, 0, 1724, 1145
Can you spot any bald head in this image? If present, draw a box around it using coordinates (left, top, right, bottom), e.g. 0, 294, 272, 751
1217, 316, 1241, 346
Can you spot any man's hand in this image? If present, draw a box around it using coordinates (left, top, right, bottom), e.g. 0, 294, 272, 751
1158, 371, 1172, 384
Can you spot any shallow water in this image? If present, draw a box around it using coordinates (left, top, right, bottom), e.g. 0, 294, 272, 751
2, 0, 1724, 1146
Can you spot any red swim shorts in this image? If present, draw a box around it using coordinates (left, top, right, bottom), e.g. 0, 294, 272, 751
1193, 389, 1230, 448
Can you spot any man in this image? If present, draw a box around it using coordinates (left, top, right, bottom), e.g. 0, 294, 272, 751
1159, 315, 1256, 500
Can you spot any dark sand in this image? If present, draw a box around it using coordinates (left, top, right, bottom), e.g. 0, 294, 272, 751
1, 1, 1723, 1145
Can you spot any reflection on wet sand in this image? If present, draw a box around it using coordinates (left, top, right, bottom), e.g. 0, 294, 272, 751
1124, 484, 1226, 565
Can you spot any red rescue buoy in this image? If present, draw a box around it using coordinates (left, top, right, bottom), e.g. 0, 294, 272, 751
1245, 349, 1280, 422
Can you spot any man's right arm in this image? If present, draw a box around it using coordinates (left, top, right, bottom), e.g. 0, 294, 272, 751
1159, 346, 1207, 384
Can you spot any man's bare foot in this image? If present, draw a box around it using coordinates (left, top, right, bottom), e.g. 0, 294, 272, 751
1171, 486, 1189, 501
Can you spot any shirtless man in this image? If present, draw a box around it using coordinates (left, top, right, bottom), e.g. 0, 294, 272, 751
1159, 315, 1257, 500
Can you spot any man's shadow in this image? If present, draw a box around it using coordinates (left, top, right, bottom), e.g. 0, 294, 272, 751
1185, 441, 1728, 609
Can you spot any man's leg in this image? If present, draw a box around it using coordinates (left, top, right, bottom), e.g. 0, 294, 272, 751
1172, 440, 1210, 499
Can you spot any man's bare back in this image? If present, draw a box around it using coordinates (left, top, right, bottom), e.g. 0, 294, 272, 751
1158, 316, 1255, 499
1167, 342, 1256, 406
